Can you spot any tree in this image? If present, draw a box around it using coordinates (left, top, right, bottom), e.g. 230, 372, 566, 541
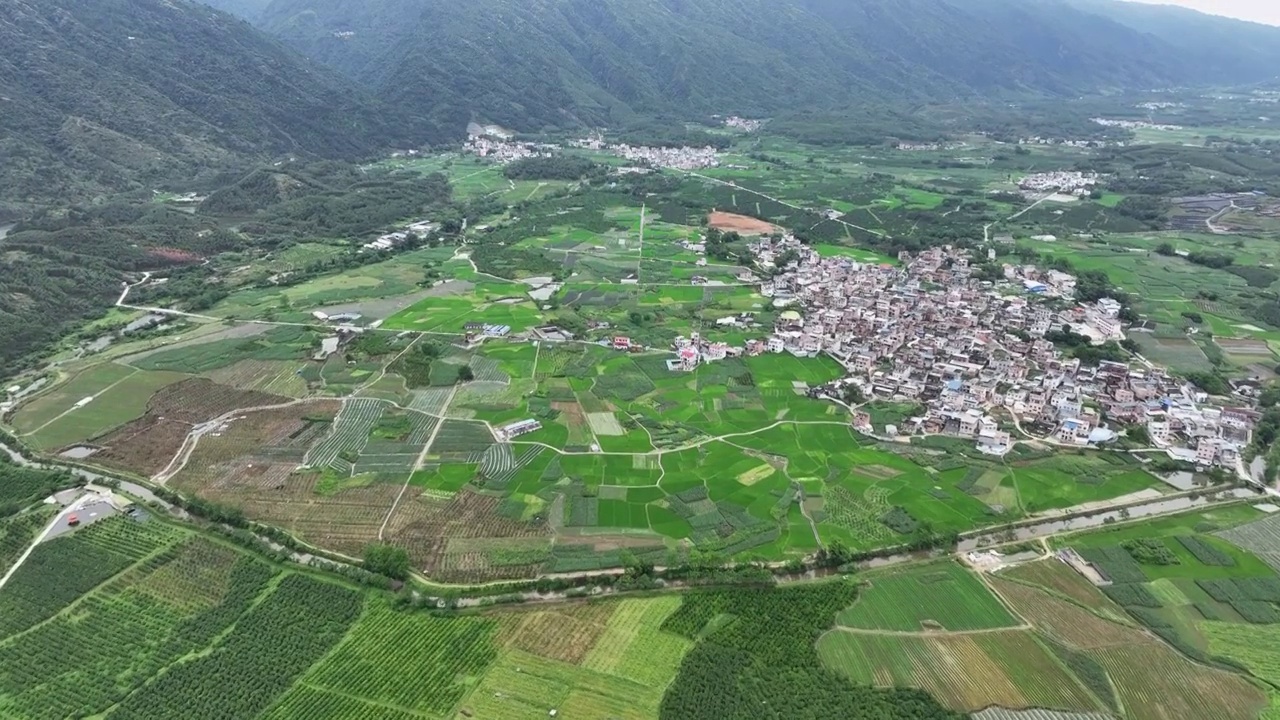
1155, 242, 1176, 256
1260, 385, 1280, 408
363, 543, 410, 580
457, 365, 475, 382
842, 384, 866, 405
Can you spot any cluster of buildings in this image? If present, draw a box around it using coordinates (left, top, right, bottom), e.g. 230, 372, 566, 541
722, 116, 764, 132
894, 141, 964, 151
1017, 137, 1112, 148
1092, 118, 1183, 131
1147, 397, 1256, 469
1018, 171, 1101, 196
570, 135, 720, 170
607, 143, 721, 170
743, 237, 1254, 468
462, 137, 552, 164
362, 219, 437, 252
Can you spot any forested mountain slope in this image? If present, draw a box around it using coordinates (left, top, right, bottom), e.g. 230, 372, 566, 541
1065, 0, 1280, 80
208, 0, 1280, 139
0, 0, 410, 211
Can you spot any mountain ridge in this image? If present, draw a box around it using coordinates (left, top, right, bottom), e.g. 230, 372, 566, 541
207, 0, 1280, 139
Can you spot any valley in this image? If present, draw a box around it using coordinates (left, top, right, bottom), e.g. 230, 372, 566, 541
4, 1, 1280, 716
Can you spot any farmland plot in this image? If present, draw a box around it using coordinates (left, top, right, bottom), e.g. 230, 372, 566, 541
0, 538, 275, 719
974, 712, 1113, 720
430, 419, 495, 460
0, 508, 54, 577
408, 387, 454, 416
817, 629, 1100, 713
1218, 512, 1280, 573
297, 600, 501, 717
0, 518, 189, 639
480, 445, 545, 488
383, 491, 550, 581
501, 602, 618, 664
581, 597, 692, 689
837, 562, 1019, 632
1000, 559, 1122, 615
458, 649, 654, 720
305, 399, 385, 470
169, 402, 397, 558
1093, 643, 1264, 720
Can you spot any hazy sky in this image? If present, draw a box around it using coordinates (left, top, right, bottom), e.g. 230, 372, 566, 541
1122, 0, 1280, 25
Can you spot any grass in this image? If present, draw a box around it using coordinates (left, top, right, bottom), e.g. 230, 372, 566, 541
25, 369, 189, 449
837, 562, 1020, 632
1007, 454, 1163, 515
11, 362, 136, 434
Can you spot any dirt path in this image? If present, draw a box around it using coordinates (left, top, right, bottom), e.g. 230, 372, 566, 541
151, 397, 329, 485
513, 418, 855, 457
824, 623, 1033, 638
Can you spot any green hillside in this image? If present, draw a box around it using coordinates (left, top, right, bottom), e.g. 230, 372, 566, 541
0, 0, 412, 212
215, 0, 1280, 140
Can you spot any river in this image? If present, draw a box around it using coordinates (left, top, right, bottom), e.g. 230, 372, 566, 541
0, 437, 173, 511
957, 488, 1260, 552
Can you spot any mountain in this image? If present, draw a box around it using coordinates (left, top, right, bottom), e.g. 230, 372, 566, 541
1065, 0, 1280, 80
205, 0, 1280, 139
0, 0, 412, 213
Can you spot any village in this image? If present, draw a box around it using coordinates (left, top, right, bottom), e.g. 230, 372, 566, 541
622, 235, 1258, 475
1017, 170, 1102, 196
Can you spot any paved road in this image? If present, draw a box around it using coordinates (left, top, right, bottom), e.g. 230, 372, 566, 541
0, 491, 115, 591
45, 500, 117, 541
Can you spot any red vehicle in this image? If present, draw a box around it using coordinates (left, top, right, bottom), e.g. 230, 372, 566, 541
67, 514, 80, 527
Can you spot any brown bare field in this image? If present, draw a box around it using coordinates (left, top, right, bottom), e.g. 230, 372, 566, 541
94, 418, 196, 476
169, 401, 399, 556
384, 490, 550, 582
502, 603, 619, 664
854, 464, 903, 480
708, 211, 779, 235
552, 401, 587, 427
145, 377, 287, 422
555, 534, 669, 552
91, 379, 290, 476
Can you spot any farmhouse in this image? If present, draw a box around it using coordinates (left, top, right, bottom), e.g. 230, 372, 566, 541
498, 419, 542, 440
